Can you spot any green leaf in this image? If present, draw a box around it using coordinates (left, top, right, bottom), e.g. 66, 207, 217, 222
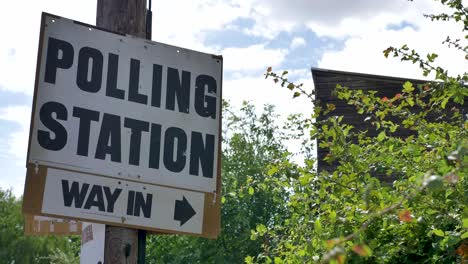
463, 218, 468, 228
314, 218, 322, 232
406, 97, 414, 107
376, 111, 385, 120
377, 131, 386, 141
427, 53, 438, 62
441, 97, 450, 109
299, 175, 309, 186
433, 229, 445, 237
403, 81, 415, 93
267, 166, 278, 176
248, 187, 254, 195
274, 257, 283, 264
330, 210, 337, 223
293, 92, 301, 98
287, 83, 295, 90
256, 224, 267, 235
250, 230, 258, 240
461, 232, 468, 239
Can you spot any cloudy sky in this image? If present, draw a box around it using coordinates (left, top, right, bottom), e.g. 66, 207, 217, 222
0, 0, 466, 197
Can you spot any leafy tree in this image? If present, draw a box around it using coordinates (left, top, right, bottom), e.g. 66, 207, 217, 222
40, 248, 80, 264
0, 189, 79, 264
145, 102, 296, 263
250, 0, 468, 263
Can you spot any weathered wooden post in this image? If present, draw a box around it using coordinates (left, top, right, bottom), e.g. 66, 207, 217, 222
96, 1, 149, 263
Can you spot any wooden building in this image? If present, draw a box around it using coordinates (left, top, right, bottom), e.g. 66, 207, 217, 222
311, 67, 466, 183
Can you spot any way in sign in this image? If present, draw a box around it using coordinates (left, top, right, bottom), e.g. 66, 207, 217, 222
61, 180, 153, 218
41, 168, 205, 233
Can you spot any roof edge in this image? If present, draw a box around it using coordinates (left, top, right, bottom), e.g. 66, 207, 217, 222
311, 67, 430, 84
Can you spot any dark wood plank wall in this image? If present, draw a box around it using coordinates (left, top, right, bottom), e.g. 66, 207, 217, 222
311, 68, 466, 184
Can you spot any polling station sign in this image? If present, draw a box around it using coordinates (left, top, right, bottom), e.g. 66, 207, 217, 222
26, 13, 222, 193
23, 13, 221, 238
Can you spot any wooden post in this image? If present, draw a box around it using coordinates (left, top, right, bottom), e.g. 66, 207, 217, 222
96, 0, 149, 263
96, 0, 147, 38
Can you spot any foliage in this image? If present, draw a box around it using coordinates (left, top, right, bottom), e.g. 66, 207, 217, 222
1, 2, 467, 263
40, 248, 80, 264
0, 189, 79, 264
253, 1, 468, 263
145, 102, 296, 263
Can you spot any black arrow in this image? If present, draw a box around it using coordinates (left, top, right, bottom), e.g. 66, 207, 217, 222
174, 196, 196, 226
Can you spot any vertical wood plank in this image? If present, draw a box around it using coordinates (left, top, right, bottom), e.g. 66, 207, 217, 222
95, 1, 148, 263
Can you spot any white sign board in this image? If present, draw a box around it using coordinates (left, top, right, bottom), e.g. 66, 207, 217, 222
80, 222, 105, 264
23, 13, 222, 238
42, 168, 204, 233
27, 13, 222, 193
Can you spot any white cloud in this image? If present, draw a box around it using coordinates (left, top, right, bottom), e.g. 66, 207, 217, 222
222, 44, 288, 72
0, 0, 96, 95
317, 14, 466, 80
0, 0, 95, 196
0, 105, 31, 196
290, 37, 306, 49
0, 105, 31, 162
306, 1, 449, 39
153, 0, 250, 51
242, 16, 296, 40
0, 165, 26, 198
227, 0, 441, 40
224, 73, 313, 118
248, 0, 410, 25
